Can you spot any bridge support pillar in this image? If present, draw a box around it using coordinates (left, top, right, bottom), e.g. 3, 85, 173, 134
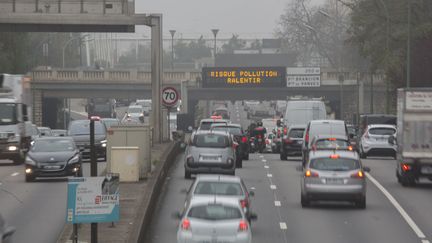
32, 90, 43, 126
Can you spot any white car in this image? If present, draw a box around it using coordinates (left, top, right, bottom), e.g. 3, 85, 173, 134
359, 124, 397, 158
175, 196, 254, 243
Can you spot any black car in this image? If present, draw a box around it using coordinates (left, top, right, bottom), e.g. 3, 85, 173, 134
24, 137, 82, 182
68, 120, 107, 161
211, 123, 250, 165
280, 125, 305, 160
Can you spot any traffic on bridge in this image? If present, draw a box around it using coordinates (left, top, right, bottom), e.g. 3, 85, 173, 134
0, 0, 432, 243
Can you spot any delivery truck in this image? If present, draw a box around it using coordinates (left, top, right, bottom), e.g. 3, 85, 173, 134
392, 88, 432, 186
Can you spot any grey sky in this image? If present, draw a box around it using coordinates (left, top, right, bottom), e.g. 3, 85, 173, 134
136, 0, 290, 39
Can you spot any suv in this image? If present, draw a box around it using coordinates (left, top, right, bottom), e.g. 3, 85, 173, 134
359, 124, 397, 159
280, 125, 305, 160
184, 131, 236, 179
302, 120, 348, 166
67, 120, 107, 161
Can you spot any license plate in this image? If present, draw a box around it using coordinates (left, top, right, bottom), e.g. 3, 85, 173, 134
201, 156, 220, 161
326, 178, 344, 184
44, 165, 61, 169
421, 166, 432, 175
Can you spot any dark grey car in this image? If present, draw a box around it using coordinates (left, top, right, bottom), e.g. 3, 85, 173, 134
68, 120, 107, 161
184, 131, 236, 179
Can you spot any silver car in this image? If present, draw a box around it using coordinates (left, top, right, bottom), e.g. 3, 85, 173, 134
175, 196, 253, 243
301, 150, 370, 209
184, 174, 255, 221
0, 214, 14, 243
184, 131, 236, 179
359, 124, 397, 159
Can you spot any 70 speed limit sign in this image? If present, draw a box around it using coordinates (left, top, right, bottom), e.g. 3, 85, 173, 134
162, 87, 179, 106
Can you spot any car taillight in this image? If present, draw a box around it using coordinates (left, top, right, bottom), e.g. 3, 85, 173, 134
330, 154, 340, 159
305, 132, 309, 143
181, 218, 191, 231
305, 169, 319, 177
402, 163, 412, 172
348, 146, 353, 151
240, 199, 249, 208
351, 170, 364, 178
238, 220, 248, 232
257, 135, 262, 139
241, 136, 248, 143
283, 127, 288, 135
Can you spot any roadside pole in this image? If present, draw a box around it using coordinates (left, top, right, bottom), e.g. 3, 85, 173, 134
90, 117, 98, 243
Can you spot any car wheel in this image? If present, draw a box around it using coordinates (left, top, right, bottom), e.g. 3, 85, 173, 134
301, 194, 310, 208
356, 196, 366, 209
360, 148, 367, 159
244, 153, 249, 160
25, 174, 35, 182
400, 176, 416, 187
184, 170, 191, 179
280, 153, 287, 161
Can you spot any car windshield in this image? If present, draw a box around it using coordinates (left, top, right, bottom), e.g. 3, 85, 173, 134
193, 134, 229, 148
212, 127, 242, 135
188, 205, 242, 220
32, 139, 75, 152
0, 103, 17, 125
68, 122, 106, 135
310, 158, 360, 171
194, 182, 244, 196
128, 107, 142, 113
369, 127, 396, 135
289, 128, 304, 138
314, 139, 350, 149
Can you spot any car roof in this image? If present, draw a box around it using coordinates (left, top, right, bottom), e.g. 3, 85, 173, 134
309, 150, 359, 160
312, 134, 348, 140
195, 174, 242, 183
310, 120, 345, 125
210, 123, 241, 128
128, 105, 143, 109
200, 118, 230, 123
34, 136, 74, 141
188, 196, 242, 208
193, 130, 230, 136
367, 124, 396, 129
37, 126, 51, 129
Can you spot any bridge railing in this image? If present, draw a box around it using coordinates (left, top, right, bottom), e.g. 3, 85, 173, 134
31, 69, 202, 84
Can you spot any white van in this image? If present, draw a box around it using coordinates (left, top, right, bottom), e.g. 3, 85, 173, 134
283, 100, 327, 127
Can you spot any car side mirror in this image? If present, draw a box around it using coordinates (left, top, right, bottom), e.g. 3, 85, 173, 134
249, 213, 258, 221
363, 166, 371, 173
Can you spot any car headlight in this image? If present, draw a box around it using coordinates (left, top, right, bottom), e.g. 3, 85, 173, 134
101, 140, 107, 148
68, 154, 80, 164
25, 156, 36, 166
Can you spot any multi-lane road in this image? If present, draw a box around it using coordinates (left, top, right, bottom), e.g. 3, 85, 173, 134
147, 103, 432, 243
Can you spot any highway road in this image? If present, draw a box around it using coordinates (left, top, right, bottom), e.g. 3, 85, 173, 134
147, 103, 432, 243
0, 160, 106, 243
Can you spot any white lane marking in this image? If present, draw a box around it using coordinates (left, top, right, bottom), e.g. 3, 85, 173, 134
262, 159, 267, 162
275, 201, 281, 207
11, 172, 20, 177
250, 187, 256, 190
279, 222, 287, 230
366, 173, 427, 239
421, 240, 430, 243
270, 185, 277, 190
259, 155, 264, 158
264, 165, 269, 169
267, 174, 273, 178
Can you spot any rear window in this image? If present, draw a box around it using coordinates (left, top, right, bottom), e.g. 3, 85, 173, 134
314, 139, 350, 149
188, 205, 242, 220
193, 134, 229, 148
212, 127, 242, 135
200, 121, 227, 130
289, 129, 304, 138
310, 158, 359, 171
369, 127, 395, 135
194, 182, 244, 196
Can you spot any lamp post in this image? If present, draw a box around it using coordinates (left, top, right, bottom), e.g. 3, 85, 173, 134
378, 0, 391, 113
62, 34, 90, 68
211, 29, 219, 58
406, 0, 411, 88
169, 30, 176, 69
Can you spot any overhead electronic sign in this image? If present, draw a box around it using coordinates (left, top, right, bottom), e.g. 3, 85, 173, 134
202, 67, 286, 88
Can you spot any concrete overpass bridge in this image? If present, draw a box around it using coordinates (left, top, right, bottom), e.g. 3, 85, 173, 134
30, 68, 387, 128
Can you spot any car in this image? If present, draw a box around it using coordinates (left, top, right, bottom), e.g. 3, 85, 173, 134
101, 118, 120, 130
37, 126, 52, 136
302, 120, 348, 166
356, 114, 397, 147
123, 105, 145, 123
212, 106, 230, 119
24, 137, 82, 182
197, 118, 230, 131
211, 123, 249, 165
303, 135, 354, 163
135, 99, 152, 116
283, 99, 327, 128
0, 213, 14, 243
280, 125, 305, 160
184, 174, 255, 221
184, 131, 236, 179
51, 129, 67, 137
68, 120, 107, 161
301, 150, 370, 208
359, 124, 397, 159
175, 196, 254, 243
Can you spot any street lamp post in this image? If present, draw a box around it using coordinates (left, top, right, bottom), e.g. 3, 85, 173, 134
406, 0, 411, 88
169, 30, 176, 69
378, 0, 391, 113
62, 34, 89, 68
211, 29, 219, 58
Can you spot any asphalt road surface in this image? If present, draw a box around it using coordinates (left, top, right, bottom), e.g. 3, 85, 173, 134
147, 102, 432, 243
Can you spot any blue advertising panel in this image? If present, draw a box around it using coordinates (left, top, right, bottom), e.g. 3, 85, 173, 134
66, 174, 120, 224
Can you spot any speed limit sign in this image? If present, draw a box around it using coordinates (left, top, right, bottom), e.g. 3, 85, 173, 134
162, 87, 179, 106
